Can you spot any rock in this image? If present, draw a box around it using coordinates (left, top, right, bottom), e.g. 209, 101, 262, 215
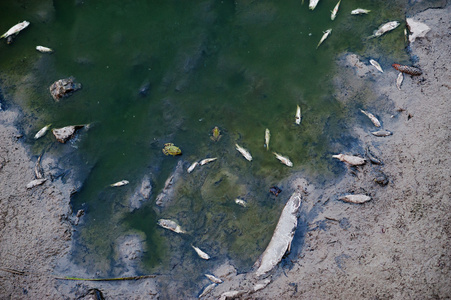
129, 175, 152, 211
406, 18, 431, 43
49, 77, 82, 101
155, 160, 183, 207
52, 125, 84, 143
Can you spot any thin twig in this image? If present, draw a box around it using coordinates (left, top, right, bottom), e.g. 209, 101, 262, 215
0, 267, 25, 275
55, 274, 156, 281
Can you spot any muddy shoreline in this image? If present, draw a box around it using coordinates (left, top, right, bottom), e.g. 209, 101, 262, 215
1, 2, 450, 299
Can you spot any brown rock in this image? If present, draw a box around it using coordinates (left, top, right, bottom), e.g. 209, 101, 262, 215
52, 125, 84, 143
49, 77, 82, 101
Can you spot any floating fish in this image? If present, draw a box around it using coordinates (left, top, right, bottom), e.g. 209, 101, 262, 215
192, 245, 210, 260
295, 105, 301, 125
34, 154, 44, 179
396, 72, 404, 90
309, 0, 320, 10
187, 161, 199, 173
392, 64, 422, 76
200, 157, 217, 166
339, 194, 372, 204
235, 144, 252, 161
369, 21, 400, 39
205, 274, 223, 284
332, 154, 366, 165
235, 199, 247, 207
110, 180, 129, 187
36, 46, 53, 53
360, 109, 381, 127
371, 130, 393, 137
26, 178, 47, 189
157, 219, 186, 233
265, 128, 270, 150
273, 152, 293, 167
34, 124, 51, 139
1, 21, 30, 39
369, 59, 383, 73
351, 8, 371, 15
317, 29, 332, 49
331, 0, 341, 21
199, 283, 216, 298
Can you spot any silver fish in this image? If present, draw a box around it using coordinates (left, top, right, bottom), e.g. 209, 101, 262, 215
205, 274, 223, 284
1, 21, 30, 39
295, 105, 301, 125
273, 152, 293, 167
187, 161, 199, 173
396, 72, 403, 90
369, 59, 383, 73
253, 279, 271, 292
332, 154, 366, 165
265, 128, 270, 150
371, 130, 393, 137
34, 154, 44, 179
192, 245, 210, 260
370, 21, 400, 38
331, 0, 341, 21
317, 29, 332, 49
110, 180, 129, 187
34, 124, 51, 139
235, 144, 252, 161
26, 178, 47, 189
339, 194, 372, 204
36, 46, 53, 53
360, 109, 381, 127
200, 157, 217, 165
309, 0, 320, 10
351, 8, 371, 15
235, 199, 247, 207
157, 219, 186, 234
199, 283, 216, 298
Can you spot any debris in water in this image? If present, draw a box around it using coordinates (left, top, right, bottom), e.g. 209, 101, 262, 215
269, 186, 282, 196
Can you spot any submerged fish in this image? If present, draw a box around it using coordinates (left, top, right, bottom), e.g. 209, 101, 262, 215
187, 161, 199, 173
34, 124, 51, 139
157, 219, 186, 234
309, 0, 320, 10
110, 180, 129, 187
26, 178, 47, 189
192, 245, 210, 260
371, 130, 393, 137
369, 59, 383, 73
396, 72, 404, 90
332, 154, 366, 165
199, 283, 216, 298
317, 29, 332, 49
339, 194, 372, 204
36, 46, 53, 53
331, 0, 341, 21
351, 8, 371, 15
369, 21, 400, 38
295, 105, 301, 125
360, 109, 381, 127
235, 199, 247, 207
205, 274, 223, 284
1, 21, 30, 39
264, 128, 270, 151
235, 144, 252, 161
273, 152, 293, 167
200, 157, 217, 166
392, 64, 423, 76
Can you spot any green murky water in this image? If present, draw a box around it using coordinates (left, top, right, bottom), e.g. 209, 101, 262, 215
0, 0, 408, 294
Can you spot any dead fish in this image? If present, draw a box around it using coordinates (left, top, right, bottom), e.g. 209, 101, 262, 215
26, 178, 47, 189
265, 128, 270, 150
200, 157, 217, 166
205, 274, 223, 284
273, 152, 293, 167
396, 72, 404, 90
339, 194, 372, 204
34, 154, 44, 179
235, 199, 247, 207
371, 130, 392, 137
360, 109, 381, 127
192, 245, 210, 260
309, 0, 320, 10
219, 291, 243, 300
1, 21, 30, 39
34, 124, 51, 139
317, 29, 332, 49
392, 64, 422, 76
351, 8, 371, 15
331, 0, 341, 21
366, 146, 383, 165
369, 21, 400, 39
332, 154, 366, 165
295, 105, 301, 125
369, 59, 383, 73
235, 144, 252, 161
199, 283, 216, 298
157, 219, 186, 234
187, 161, 199, 173
36, 46, 53, 53
110, 180, 129, 187
253, 279, 271, 292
